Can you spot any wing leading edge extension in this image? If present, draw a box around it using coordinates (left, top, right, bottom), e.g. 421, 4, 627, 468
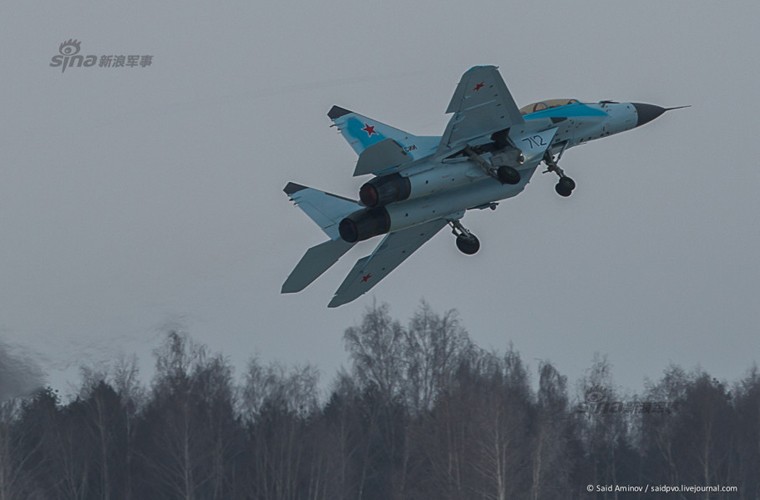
328, 219, 449, 308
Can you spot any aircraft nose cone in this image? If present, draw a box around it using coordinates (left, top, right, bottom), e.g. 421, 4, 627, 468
632, 103, 667, 127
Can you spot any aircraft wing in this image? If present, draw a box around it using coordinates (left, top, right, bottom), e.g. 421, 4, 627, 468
328, 218, 449, 307
437, 65, 525, 155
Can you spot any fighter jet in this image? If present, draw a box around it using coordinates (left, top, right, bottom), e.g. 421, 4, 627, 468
282, 65, 685, 307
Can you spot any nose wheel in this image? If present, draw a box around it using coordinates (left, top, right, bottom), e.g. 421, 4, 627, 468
544, 152, 575, 197
450, 220, 480, 255
555, 176, 576, 197
456, 234, 480, 255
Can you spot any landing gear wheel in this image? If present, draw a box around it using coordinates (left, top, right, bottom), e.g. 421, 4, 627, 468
456, 234, 480, 255
497, 165, 521, 185
560, 177, 576, 190
555, 176, 576, 197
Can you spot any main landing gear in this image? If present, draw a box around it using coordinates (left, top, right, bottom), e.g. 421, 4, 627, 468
543, 152, 576, 197
450, 220, 480, 255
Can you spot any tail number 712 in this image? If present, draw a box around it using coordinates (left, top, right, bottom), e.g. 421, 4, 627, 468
521, 135, 547, 150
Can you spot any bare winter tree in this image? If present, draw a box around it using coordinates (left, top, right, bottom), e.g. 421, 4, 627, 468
14, 388, 72, 499
344, 302, 406, 405
0, 399, 35, 500
638, 365, 690, 486
732, 365, 760, 499
139, 330, 209, 500
79, 374, 119, 500
468, 348, 533, 500
191, 354, 241, 500
531, 361, 571, 500
319, 371, 370, 500
576, 354, 635, 496
241, 358, 321, 500
639, 367, 738, 499
675, 373, 734, 494
112, 355, 144, 500
343, 303, 412, 499
417, 345, 534, 500
403, 301, 473, 414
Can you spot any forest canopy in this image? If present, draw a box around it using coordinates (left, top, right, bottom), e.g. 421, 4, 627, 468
0, 302, 755, 499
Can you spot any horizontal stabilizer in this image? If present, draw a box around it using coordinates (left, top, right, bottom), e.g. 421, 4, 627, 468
354, 138, 411, 177
282, 238, 353, 293
284, 183, 361, 240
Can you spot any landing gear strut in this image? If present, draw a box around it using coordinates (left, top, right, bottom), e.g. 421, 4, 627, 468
544, 152, 575, 197
450, 220, 480, 255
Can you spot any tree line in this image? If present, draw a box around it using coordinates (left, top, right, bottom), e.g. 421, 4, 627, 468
0, 302, 757, 499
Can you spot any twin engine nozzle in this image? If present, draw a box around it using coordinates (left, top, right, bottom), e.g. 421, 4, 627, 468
357, 158, 487, 211
342, 148, 522, 242
338, 173, 416, 243
339, 207, 390, 243
359, 173, 411, 208
338, 175, 410, 243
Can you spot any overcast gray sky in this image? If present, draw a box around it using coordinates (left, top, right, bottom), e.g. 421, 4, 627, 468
1, 0, 758, 397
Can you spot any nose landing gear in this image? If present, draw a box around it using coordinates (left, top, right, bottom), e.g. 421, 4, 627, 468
450, 220, 480, 255
543, 152, 576, 197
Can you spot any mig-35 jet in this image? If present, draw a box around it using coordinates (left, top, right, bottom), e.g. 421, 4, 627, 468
282, 65, 685, 307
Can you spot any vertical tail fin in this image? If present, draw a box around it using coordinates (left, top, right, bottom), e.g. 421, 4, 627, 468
328, 106, 439, 164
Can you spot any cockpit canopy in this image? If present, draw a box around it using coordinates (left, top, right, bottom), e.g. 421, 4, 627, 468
519, 98, 579, 115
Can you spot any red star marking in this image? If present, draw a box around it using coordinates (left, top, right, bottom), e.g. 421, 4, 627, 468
362, 124, 376, 136
361, 273, 372, 283
473, 81, 485, 92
